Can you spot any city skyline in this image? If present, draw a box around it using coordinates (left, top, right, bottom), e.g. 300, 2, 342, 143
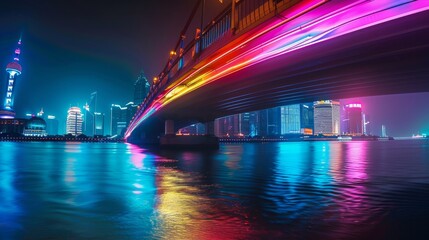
1, 2, 429, 238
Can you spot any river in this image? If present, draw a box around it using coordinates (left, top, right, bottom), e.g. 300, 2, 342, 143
1, 140, 429, 239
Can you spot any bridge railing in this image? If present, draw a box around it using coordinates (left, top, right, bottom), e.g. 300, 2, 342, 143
132, 6, 234, 124
235, 0, 302, 32
130, 0, 304, 128
202, 8, 232, 50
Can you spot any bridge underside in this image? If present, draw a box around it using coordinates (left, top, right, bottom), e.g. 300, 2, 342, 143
162, 10, 429, 120
128, 8, 429, 143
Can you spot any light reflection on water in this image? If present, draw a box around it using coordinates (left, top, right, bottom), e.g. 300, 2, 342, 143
1, 140, 429, 239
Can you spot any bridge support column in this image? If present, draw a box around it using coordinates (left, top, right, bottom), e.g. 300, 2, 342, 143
165, 120, 175, 135
160, 120, 219, 149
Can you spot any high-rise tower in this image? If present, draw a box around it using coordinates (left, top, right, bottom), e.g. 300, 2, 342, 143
134, 71, 150, 105
0, 36, 22, 119
344, 103, 363, 136
314, 100, 341, 136
66, 107, 83, 136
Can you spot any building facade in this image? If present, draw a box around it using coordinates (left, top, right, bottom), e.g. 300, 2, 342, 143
66, 107, 83, 136
111, 102, 138, 137
23, 117, 47, 137
0, 118, 26, 136
258, 107, 281, 136
280, 104, 301, 134
134, 72, 150, 105
46, 115, 59, 135
280, 104, 314, 135
94, 112, 104, 136
344, 103, 363, 136
314, 100, 341, 136
214, 114, 239, 137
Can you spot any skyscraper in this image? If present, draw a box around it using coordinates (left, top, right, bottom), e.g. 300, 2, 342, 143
239, 112, 258, 137
94, 112, 104, 136
111, 104, 126, 136
46, 115, 59, 135
134, 71, 150, 105
362, 113, 370, 135
381, 124, 387, 137
280, 104, 301, 134
344, 103, 363, 136
214, 114, 239, 137
0, 36, 22, 119
258, 107, 281, 136
83, 92, 97, 136
110, 102, 138, 137
300, 104, 314, 135
280, 104, 314, 135
314, 100, 341, 136
66, 107, 83, 136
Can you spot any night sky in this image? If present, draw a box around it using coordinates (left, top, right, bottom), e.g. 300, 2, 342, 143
0, 0, 427, 136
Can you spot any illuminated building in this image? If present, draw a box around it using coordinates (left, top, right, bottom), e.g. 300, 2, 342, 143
84, 92, 97, 136
215, 115, 238, 137
381, 124, 387, 137
214, 112, 258, 137
344, 103, 363, 136
314, 100, 340, 136
300, 104, 314, 135
111, 105, 127, 136
281, 104, 301, 134
0, 118, 26, 136
0, 36, 22, 119
23, 117, 47, 137
214, 108, 281, 137
94, 112, 105, 136
134, 71, 150, 104
280, 104, 314, 135
362, 113, 370, 135
258, 107, 281, 136
239, 112, 258, 137
111, 102, 138, 137
46, 115, 59, 135
66, 107, 83, 136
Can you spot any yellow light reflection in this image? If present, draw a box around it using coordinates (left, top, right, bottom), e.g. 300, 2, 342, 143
155, 167, 250, 239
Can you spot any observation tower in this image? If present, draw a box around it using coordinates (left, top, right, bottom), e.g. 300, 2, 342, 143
0, 36, 22, 119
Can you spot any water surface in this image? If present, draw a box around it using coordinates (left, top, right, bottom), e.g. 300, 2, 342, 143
1, 140, 429, 239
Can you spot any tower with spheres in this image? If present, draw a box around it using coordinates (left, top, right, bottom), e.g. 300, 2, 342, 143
0, 36, 22, 119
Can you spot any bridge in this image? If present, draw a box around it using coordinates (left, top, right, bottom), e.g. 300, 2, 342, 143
125, 0, 429, 146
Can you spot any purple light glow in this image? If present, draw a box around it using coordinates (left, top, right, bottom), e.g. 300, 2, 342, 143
126, 0, 429, 138
346, 103, 362, 108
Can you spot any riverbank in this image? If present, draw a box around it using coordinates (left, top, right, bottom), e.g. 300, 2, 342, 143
0, 136, 124, 142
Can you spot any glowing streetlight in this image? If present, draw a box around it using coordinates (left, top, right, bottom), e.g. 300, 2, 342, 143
153, 77, 159, 85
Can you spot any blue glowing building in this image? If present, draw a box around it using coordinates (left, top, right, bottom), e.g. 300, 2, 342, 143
0, 36, 22, 119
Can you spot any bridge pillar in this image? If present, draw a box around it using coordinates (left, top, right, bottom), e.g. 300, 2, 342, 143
165, 120, 175, 135
160, 120, 219, 149
204, 121, 215, 136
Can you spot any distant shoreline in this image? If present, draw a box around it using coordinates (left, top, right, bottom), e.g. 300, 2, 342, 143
1, 136, 426, 143
0, 136, 124, 143
219, 136, 396, 143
